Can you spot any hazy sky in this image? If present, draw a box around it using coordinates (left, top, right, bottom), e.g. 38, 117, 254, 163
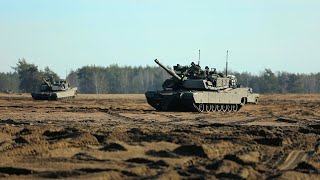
0, 0, 319, 77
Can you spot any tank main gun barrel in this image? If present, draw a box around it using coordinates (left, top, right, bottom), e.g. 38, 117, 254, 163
154, 59, 182, 81
42, 78, 52, 87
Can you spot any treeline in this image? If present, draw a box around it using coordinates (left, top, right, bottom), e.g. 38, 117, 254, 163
0, 72, 19, 93
67, 65, 169, 94
0, 59, 319, 94
0, 59, 59, 93
234, 69, 320, 94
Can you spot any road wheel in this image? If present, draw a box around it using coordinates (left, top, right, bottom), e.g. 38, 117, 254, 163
216, 104, 221, 112
211, 104, 216, 111
205, 104, 211, 112
198, 103, 205, 112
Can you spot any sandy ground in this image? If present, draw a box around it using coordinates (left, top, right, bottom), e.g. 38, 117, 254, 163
0, 93, 319, 179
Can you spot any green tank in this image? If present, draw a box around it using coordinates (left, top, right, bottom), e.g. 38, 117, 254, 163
145, 59, 259, 112
31, 77, 78, 101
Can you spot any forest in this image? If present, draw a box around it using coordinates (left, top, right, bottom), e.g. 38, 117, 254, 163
0, 59, 319, 94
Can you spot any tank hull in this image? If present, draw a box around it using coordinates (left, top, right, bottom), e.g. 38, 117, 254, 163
145, 88, 259, 112
31, 88, 78, 101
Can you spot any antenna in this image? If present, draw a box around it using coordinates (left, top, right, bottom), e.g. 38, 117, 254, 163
198, 50, 200, 66
226, 50, 228, 76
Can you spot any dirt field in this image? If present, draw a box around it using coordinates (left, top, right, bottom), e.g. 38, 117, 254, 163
0, 93, 319, 179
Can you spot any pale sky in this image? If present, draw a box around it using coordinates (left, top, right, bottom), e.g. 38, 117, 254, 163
0, 0, 319, 77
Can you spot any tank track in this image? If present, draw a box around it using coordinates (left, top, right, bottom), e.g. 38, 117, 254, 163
192, 103, 242, 112
146, 96, 242, 112
32, 93, 75, 101
57, 96, 76, 101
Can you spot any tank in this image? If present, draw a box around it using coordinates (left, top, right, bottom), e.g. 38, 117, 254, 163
145, 59, 259, 112
31, 76, 78, 100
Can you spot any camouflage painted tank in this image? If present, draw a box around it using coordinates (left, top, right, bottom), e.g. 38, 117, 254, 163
145, 59, 259, 112
31, 77, 78, 101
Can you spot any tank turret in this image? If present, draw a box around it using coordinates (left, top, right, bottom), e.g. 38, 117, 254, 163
155, 59, 234, 91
